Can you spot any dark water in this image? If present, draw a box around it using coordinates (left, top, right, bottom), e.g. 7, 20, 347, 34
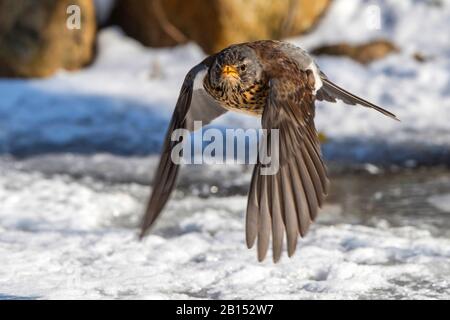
328, 168, 450, 237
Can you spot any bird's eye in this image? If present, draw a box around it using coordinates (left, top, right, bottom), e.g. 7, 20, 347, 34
240, 64, 247, 72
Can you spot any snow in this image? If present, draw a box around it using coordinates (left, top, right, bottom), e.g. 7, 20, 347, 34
428, 194, 450, 213
1, 161, 450, 299
1, 0, 450, 299
1, 2, 450, 162
294, 0, 450, 165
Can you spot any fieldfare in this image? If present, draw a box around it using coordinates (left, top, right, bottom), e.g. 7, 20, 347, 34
139, 40, 398, 262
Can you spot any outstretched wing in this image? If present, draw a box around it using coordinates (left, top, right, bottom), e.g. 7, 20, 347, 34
246, 69, 329, 262
316, 72, 399, 121
140, 57, 227, 238
272, 41, 398, 121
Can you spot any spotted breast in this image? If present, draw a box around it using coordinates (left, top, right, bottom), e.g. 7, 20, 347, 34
203, 76, 268, 116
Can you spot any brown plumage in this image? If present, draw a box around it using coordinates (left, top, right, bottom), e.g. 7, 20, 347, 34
139, 40, 398, 263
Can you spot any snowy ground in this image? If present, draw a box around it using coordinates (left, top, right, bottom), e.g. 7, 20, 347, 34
1, 0, 450, 299
2, 157, 450, 299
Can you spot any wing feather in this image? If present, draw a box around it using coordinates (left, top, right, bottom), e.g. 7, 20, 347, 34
317, 76, 399, 121
281, 165, 299, 257
140, 58, 227, 238
245, 166, 260, 249
246, 68, 329, 262
271, 171, 285, 262
257, 175, 271, 262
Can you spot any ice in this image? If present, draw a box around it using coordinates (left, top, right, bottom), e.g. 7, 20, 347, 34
1, 159, 450, 299
428, 194, 450, 213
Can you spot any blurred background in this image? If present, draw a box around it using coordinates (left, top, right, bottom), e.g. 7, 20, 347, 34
1, 0, 450, 299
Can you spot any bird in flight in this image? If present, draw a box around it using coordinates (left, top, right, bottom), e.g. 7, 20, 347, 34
139, 40, 398, 262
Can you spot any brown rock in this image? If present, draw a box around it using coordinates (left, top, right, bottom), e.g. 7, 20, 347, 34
413, 52, 433, 63
0, 0, 96, 78
311, 39, 399, 64
111, 0, 330, 54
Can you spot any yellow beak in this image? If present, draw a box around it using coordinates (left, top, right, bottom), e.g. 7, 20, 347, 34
222, 65, 239, 79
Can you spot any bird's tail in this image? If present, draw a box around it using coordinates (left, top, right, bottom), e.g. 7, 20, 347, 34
317, 77, 400, 121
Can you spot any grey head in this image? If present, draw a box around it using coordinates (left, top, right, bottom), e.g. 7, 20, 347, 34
208, 44, 264, 92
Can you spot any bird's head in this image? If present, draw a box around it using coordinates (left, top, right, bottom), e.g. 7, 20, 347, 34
209, 45, 263, 91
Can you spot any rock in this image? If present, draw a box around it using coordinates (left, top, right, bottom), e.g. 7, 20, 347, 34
412, 52, 433, 63
0, 0, 96, 78
111, 0, 330, 54
311, 39, 399, 64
